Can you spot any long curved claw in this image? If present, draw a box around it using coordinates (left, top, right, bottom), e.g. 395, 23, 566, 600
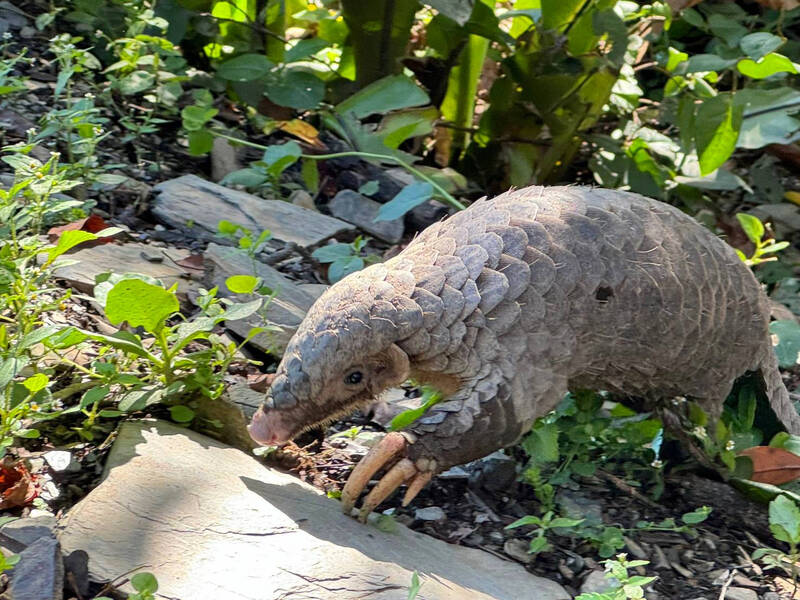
357, 458, 417, 522
402, 471, 433, 507
341, 432, 408, 514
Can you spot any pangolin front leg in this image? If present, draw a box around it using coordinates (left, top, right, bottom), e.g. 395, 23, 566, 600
340, 432, 435, 522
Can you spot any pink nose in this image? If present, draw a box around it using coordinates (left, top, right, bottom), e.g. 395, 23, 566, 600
247, 406, 294, 446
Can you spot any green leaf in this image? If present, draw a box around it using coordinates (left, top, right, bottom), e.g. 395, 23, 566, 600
45, 230, 105, 265
359, 180, 380, 196
769, 495, 800, 545
311, 243, 354, 263
681, 506, 712, 524
736, 213, 765, 245
695, 95, 742, 176
22, 374, 49, 394
79, 386, 110, 410
770, 320, 800, 368
740, 32, 784, 61
388, 388, 443, 431
375, 182, 433, 222
105, 279, 180, 334
261, 141, 302, 178
265, 69, 325, 110
225, 275, 259, 294
217, 53, 273, 81
188, 130, 214, 156
285, 38, 330, 62
328, 256, 363, 283
505, 515, 541, 529
521, 423, 560, 464
423, 0, 475, 25
684, 54, 738, 73
737, 53, 798, 79
131, 572, 159, 594
169, 405, 195, 423
549, 517, 585, 528
220, 168, 269, 188
736, 87, 800, 149
182, 106, 218, 131
407, 570, 422, 600
117, 71, 155, 95
335, 75, 430, 119
220, 298, 263, 321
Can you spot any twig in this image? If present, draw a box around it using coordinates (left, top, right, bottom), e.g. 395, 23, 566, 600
596, 470, 660, 509
717, 570, 735, 600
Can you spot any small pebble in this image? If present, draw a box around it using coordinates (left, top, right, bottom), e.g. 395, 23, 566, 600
723, 587, 757, 600
579, 570, 617, 595
488, 531, 505, 544
414, 506, 446, 522
503, 539, 534, 564
43, 450, 80, 473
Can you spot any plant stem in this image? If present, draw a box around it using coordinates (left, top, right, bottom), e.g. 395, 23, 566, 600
212, 132, 466, 211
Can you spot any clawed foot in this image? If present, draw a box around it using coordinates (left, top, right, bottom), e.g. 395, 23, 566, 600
340, 432, 436, 523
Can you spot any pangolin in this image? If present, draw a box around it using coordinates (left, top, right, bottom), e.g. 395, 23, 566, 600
248, 185, 800, 521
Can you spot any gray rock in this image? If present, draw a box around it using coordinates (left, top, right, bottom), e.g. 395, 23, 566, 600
43, 450, 80, 473
204, 242, 318, 354
0, 1, 28, 31
193, 381, 265, 451
503, 538, 534, 564
329, 190, 404, 244
414, 506, 446, 522
0, 516, 57, 553
580, 570, 617, 595
153, 175, 353, 247
210, 137, 241, 182
723, 588, 757, 600
52, 242, 201, 301
557, 489, 604, 526
289, 190, 317, 212
59, 420, 569, 600
469, 451, 518, 492
8, 536, 63, 600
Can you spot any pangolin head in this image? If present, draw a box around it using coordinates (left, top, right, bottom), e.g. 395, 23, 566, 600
247, 264, 423, 446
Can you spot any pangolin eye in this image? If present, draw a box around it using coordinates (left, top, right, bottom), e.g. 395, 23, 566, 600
344, 371, 363, 385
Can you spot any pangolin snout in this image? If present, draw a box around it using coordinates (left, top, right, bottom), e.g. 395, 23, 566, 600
247, 403, 296, 446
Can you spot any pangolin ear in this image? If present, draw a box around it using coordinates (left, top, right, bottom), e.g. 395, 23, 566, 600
373, 343, 410, 390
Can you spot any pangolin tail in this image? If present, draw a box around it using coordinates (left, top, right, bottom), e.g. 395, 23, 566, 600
761, 348, 800, 436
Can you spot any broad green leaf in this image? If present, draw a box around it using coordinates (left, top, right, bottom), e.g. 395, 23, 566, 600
335, 75, 430, 119
708, 13, 747, 46
695, 95, 742, 176
265, 70, 325, 110
769, 495, 800, 545
549, 517, 585, 528
388, 388, 443, 431
261, 141, 302, 177
131, 572, 159, 594
505, 515, 541, 529
312, 243, 354, 263
375, 182, 433, 222
737, 53, 798, 79
188, 130, 214, 156
169, 405, 195, 423
521, 423, 560, 464
217, 53, 273, 81
736, 87, 800, 149
220, 168, 269, 188
681, 506, 711, 524
117, 70, 155, 95
105, 279, 179, 333
225, 275, 259, 294
285, 38, 330, 62
79, 386, 110, 410
220, 298, 263, 321
684, 54, 737, 73
22, 373, 49, 393
736, 213, 764, 245
181, 105, 218, 131
328, 256, 363, 283
45, 230, 110, 265
740, 32, 784, 60
541, 0, 584, 31
770, 320, 800, 368
423, 0, 475, 25
666, 47, 688, 72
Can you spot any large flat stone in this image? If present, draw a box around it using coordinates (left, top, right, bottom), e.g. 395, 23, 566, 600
52, 242, 201, 300
59, 420, 569, 600
153, 175, 354, 247
204, 242, 322, 354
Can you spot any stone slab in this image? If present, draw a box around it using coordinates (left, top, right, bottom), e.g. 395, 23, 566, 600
59, 420, 569, 600
153, 175, 354, 247
52, 242, 201, 300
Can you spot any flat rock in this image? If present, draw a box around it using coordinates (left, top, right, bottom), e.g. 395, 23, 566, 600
193, 381, 263, 451
52, 242, 201, 300
0, 515, 57, 553
59, 420, 569, 600
329, 189, 404, 243
153, 175, 354, 247
8, 535, 63, 600
204, 242, 319, 354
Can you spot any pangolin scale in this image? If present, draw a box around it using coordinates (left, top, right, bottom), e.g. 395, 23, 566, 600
248, 185, 800, 517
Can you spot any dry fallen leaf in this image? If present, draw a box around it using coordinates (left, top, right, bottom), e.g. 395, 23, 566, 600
278, 119, 326, 149
738, 446, 800, 486
47, 214, 117, 244
174, 254, 205, 273
0, 458, 39, 510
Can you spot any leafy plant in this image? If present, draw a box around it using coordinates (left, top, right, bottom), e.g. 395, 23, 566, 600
575, 555, 657, 600
735, 213, 790, 267
506, 510, 586, 555
753, 494, 800, 583
312, 235, 380, 283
